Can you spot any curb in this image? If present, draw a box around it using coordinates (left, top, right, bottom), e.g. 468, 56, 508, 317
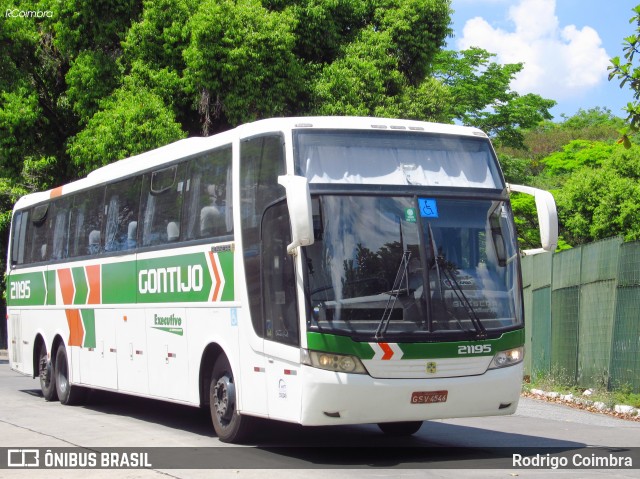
524, 388, 640, 422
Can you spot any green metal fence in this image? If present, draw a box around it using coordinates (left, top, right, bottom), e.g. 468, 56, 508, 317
522, 236, 640, 393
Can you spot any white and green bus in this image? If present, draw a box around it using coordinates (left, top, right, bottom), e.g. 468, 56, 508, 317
6, 117, 557, 442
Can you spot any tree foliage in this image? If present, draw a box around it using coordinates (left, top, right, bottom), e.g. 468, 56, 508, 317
557, 145, 640, 244
609, 4, 640, 143
0, 0, 561, 303
432, 48, 556, 148
68, 86, 186, 175
496, 108, 638, 249
2, 0, 557, 188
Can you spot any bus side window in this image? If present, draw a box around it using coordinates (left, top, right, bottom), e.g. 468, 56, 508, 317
240, 134, 286, 339
104, 177, 141, 252
185, 146, 233, 241
25, 203, 51, 264
68, 188, 105, 257
141, 163, 186, 246
10, 210, 28, 266
51, 198, 72, 260
262, 202, 299, 346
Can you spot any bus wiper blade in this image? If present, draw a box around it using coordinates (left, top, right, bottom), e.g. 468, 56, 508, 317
375, 250, 411, 339
438, 261, 487, 340
427, 223, 486, 340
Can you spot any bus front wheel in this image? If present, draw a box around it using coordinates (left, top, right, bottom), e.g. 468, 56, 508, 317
209, 355, 253, 443
377, 421, 423, 436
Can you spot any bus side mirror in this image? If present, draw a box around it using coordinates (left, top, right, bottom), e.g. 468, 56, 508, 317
277, 175, 314, 254
508, 184, 558, 254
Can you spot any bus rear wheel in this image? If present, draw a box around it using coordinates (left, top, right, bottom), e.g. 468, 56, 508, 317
209, 355, 254, 443
55, 345, 86, 405
377, 421, 423, 436
38, 346, 58, 402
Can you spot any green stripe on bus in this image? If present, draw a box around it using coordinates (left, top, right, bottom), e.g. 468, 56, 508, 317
46, 270, 56, 305
6, 271, 47, 306
72, 266, 88, 305
81, 309, 96, 348
218, 250, 234, 301
102, 261, 137, 304
8, 250, 235, 306
306, 333, 376, 359
306, 329, 525, 360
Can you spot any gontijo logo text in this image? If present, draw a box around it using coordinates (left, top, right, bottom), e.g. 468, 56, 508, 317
138, 265, 204, 294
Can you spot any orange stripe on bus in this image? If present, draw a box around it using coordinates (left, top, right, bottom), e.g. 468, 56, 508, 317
50, 186, 63, 198
209, 252, 221, 301
65, 309, 83, 347
85, 264, 101, 304
58, 269, 75, 305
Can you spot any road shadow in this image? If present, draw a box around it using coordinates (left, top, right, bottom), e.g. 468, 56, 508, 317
16, 385, 602, 468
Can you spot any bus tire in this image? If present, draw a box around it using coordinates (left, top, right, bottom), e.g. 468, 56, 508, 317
38, 346, 58, 402
55, 345, 86, 405
209, 355, 253, 443
377, 421, 423, 436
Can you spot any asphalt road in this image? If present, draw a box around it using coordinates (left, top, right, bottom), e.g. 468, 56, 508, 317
0, 358, 638, 478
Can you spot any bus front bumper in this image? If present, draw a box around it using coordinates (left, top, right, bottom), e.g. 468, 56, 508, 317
299, 363, 523, 426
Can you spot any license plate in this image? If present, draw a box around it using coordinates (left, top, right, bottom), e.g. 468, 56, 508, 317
411, 390, 448, 404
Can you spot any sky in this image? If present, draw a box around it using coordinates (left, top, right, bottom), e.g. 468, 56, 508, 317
450, 0, 638, 121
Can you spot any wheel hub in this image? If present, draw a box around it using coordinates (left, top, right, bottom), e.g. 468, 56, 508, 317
213, 375, 235, 422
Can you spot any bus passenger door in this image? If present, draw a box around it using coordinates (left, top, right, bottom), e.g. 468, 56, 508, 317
262, 203, 302, 422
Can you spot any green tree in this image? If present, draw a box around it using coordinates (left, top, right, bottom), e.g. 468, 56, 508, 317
66, 51, 120, 124
1, 0, 560, 247
608, 4, 640, 145
68, 87, 186, 175
542, 140, 616, 176
183, 0, 303, 133
557, 143, 640, 244
496, 109, 625, 250
433, 48, 556, 148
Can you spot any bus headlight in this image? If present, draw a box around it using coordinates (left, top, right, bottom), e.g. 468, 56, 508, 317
301, 349, 367, 374
488, 346, 524, 369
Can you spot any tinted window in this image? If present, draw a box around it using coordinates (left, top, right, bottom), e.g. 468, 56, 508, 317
141, 164, 187, 247
25, 203, 51, 263
68, 188, 105, 257
240, 134, 286, 338
104, 177, 142, 252
184, 146, 233, 241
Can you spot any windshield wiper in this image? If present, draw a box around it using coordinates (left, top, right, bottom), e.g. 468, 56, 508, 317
427, 224, 487, 340
437, 260, 487, 340
375, 250, 411, 339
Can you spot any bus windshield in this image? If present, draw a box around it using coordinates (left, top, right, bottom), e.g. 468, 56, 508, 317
304, 195, 521, 341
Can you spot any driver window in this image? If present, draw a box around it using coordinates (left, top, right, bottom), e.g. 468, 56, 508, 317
262, 202, 299, 346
